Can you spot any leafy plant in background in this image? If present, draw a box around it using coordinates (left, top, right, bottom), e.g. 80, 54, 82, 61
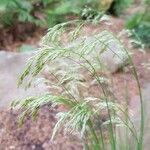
11, 18, 145, 149
0, 0, 101, 27
40, 0, 101, 26
0, 0, 133, 28
126, 0, 150, 48
0, 0, 41, 26
43, 0, 132, 25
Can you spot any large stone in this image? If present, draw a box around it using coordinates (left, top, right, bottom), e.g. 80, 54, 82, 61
66, 31, 128, 73
0, 51, 47, 109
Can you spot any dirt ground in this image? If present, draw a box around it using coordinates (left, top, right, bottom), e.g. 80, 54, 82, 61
0, 107, 82, 150
0, 23, 45, 52
0, 6, 150, 149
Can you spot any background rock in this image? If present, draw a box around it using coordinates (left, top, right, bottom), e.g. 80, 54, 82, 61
66, 31, 128, 73
0, 51, 47, 109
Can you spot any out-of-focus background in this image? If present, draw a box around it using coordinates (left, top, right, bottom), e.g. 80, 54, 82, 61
0, 0, 150, 149
0, 0, 149, 51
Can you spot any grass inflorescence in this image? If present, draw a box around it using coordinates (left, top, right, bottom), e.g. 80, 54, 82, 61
12, 19, 144, 150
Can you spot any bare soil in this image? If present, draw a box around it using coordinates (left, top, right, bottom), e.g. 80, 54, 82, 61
0, 23, 45, 51
0, 106, 82, 150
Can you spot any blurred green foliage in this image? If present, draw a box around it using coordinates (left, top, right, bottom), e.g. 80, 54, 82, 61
0, 0, 133, 28
126, 0, 150, 48
0, 0, 41, 26
0, 0, 100, 27
44, 0, 100, 26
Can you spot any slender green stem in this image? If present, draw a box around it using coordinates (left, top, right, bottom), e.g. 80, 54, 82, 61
126, 54, 144, 150
108, 32, 144, 150
82, 57, 116, 150
88, 120, 101, 150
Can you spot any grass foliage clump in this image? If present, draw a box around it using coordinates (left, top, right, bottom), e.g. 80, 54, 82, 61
126, 0, 150, 48
0, 0, 41, 26
12, 18, 145, 150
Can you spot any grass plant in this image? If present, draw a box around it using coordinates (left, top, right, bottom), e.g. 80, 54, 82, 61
12, 19, 144, 150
